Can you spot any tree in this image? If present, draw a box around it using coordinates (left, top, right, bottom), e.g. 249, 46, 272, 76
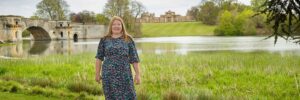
258, 0, 300, 44
30, 16, 40, 20
250, 0, 272, 35
130, 0, 146, 22
103, 0, 146, 37
103, 0, 130, 18
130, 0, 145, 37
196, 0, 248, 25
199, 1, 220, 25
96, 14, 110, 25
214, 10, 235, 36
79, 10, 97, 24
251, 0, 266, 12
187, 6, 201, 21
35, 0, 69, 20
215, 9, 257, 36
69, 10, 108, 25
236, 9, 256, 35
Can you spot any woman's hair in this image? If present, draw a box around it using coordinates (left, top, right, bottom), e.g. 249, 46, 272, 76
104, 16, 132, 42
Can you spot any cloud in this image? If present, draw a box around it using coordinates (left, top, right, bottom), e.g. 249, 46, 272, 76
135, 0, 201, 16
65, 0, 106, 13
0, 0, 40, 17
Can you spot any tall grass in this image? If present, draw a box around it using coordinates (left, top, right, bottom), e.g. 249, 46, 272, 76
0, 51, 299, 99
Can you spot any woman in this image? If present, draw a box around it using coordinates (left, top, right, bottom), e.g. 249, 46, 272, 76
95, 16, 140, 100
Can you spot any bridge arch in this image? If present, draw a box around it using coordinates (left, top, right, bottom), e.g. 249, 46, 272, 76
23, 26, 51, 40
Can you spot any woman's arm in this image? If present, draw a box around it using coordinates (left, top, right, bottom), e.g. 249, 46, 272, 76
133, 62, 141, 84
95, 59, 102, 83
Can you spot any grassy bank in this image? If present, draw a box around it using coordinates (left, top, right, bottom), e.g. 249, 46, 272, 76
142, 22, 216, 37
0, 92, 65, 100
0, 52, 299, 99
0, 43, 15, 47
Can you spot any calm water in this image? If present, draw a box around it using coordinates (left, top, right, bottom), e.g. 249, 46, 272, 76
1, 36, 300, 58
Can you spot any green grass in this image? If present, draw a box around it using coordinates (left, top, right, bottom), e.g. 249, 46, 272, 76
0, 92, 64, 100
0, 43, 15, 47
0, 51, 299, 99
142, 22, 216, 37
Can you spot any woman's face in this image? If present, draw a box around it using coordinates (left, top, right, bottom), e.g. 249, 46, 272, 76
112, 20, 122, 34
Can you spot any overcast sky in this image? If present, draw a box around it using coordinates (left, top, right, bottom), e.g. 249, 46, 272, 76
0, 0, 250, 18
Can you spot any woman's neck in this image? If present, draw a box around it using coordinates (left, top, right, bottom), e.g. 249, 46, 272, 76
111, 33, 123, 38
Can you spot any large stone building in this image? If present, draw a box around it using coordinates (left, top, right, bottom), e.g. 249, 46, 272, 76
138, 10, 195, 23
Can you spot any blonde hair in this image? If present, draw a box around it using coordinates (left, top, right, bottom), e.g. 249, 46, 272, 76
104, 16, 132, 42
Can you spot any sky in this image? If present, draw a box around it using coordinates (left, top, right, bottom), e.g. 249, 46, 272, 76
0, 0, 251, 18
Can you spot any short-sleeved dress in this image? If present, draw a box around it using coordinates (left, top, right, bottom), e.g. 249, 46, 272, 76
95, 36, 140, 100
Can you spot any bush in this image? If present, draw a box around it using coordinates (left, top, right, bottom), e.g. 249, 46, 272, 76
163, 91, 184, 100
235, 9, 256, 35
29, 77, 54, 88
67, 81, 103, 96
196, 89, 214, 100
30, 86, 55, 97
214, 10, 236, 36
137, 89, 151, 100
214, 9, 257, 36
31, 86, 45, 95
0, 75, 27, 84
0, 67, 7, 76
0, 80, 23, 93
75, 92, 94, 100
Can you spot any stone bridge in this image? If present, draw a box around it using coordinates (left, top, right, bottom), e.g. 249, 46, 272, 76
0, 15, 107, 42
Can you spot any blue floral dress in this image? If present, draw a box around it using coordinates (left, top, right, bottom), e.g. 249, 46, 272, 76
95, 36, 140, 100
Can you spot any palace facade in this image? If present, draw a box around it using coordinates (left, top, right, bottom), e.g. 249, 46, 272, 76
138, 10, 195, 23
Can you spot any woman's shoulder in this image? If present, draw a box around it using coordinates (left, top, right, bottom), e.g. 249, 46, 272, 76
100, 36, 110, 41
99, 36, 108, 43
126, 34, 135, 42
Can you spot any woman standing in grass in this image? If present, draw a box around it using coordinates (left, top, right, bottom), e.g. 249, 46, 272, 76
95, 16, 141, 100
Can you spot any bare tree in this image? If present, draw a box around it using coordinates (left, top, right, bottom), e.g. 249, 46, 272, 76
130, 0, 146, 22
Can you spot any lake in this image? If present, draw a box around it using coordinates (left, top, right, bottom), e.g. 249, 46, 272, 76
1, 36, 300, 58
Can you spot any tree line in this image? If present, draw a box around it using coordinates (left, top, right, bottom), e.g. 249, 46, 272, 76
188, 0, 271, 36
188, 0, 300, 44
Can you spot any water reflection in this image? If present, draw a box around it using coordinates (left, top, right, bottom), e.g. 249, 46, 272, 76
0, 40, 94, 58
28, 41, 50, 55
0, 36, 300, 58
136, 36, 300, 55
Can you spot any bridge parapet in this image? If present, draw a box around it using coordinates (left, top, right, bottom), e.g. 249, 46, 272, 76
0, 15, 107, 42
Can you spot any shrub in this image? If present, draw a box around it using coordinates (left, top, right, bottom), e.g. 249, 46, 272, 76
163, 91, 184, 100
67, 81, 103, 96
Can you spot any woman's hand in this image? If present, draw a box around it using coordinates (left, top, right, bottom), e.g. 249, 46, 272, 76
134, 74, 141, 85
95, 74, 102, 84
95, 59, 102, 84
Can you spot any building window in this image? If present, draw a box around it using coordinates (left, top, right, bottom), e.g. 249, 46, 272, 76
60, 32, 63, 37
73, 33, 78, 42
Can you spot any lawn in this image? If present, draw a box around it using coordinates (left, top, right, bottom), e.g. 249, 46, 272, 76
0, 51, 299, 99
141, 22, 216, 37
